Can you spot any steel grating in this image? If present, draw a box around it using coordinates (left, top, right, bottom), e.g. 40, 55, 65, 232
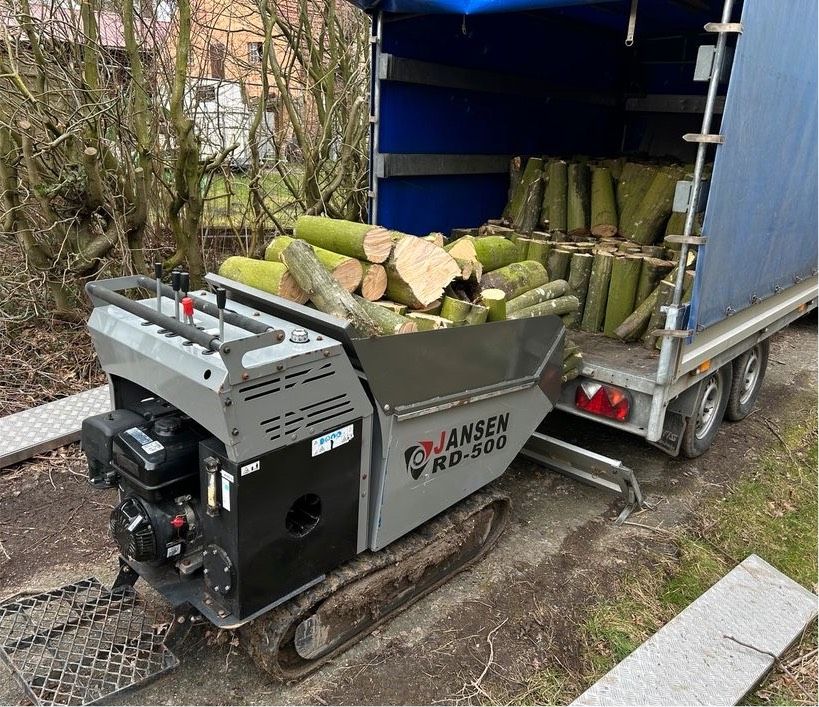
572, 554, 818, 706
0, 578, 178, 705
0, 386, 110, 469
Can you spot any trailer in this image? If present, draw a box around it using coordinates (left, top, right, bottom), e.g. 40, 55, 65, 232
360, 0, 818, 457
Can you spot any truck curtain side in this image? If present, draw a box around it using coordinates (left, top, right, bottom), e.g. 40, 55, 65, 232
358, 0, 818, 452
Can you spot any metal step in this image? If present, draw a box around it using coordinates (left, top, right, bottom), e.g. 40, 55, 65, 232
571, 555, 818, 706
0, 578, 178, 706
0, 386, 109, 470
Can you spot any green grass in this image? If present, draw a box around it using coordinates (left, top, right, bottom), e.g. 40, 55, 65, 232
202, 172, 300, 230
512, 411, 818, 706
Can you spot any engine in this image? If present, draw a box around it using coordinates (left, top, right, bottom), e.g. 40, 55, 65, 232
83, 403, 208, 570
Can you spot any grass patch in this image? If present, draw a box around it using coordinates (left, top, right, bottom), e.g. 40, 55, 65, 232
202, 172, 300, 230
514, 411, 818, 706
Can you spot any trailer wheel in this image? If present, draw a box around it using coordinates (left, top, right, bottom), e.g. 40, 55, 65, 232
680, 366, 731, 458
726, 340, 769, 422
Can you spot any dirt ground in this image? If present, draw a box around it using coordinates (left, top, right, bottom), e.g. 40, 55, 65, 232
0, 316, 816, 705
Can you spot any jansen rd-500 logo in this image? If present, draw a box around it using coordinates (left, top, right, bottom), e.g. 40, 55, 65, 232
404, 412, 509, 480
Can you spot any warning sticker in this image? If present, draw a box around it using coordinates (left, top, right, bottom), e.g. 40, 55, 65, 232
126, 427, 152, 446
240, 460, 260, 476
142, 440, 164, 455
221, 476, 231, 511
311, 424, 354, 457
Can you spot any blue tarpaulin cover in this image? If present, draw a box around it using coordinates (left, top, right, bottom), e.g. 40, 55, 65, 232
352, 0, 607, 14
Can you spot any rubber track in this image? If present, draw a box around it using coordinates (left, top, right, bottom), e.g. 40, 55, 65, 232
241, 489, 510, 681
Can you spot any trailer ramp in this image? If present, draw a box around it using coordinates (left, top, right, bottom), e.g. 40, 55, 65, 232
572, 554, 817, 706
0, 578, 177, 705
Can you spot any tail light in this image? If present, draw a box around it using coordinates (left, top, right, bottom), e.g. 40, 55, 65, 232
574, 381, 631, 422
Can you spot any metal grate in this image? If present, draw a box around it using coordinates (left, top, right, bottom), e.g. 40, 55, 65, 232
0, 578, 178, 706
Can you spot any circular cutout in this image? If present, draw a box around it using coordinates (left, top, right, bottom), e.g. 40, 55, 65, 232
203, 369, 212, 380
285, 494, 321, 537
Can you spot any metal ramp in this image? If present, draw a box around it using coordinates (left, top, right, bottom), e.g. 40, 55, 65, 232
572, 554, 818, 706
0, 386, 109, 469
0, 578, 178, 705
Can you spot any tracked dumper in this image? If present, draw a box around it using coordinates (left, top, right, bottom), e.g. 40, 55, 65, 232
78, 272, 564, 680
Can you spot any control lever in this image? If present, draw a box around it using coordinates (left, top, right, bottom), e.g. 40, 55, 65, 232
215, 287, 227, 341
182, 296, 194, 327
180, 271, 190, 297
171, 270, 182, 321
154, 262, 163, 314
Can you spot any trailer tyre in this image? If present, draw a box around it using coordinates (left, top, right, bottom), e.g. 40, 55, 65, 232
726, 340, 769, 422
680, 366, 731, 458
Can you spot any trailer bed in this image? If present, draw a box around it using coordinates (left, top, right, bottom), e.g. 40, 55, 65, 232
569, 331, 659, 392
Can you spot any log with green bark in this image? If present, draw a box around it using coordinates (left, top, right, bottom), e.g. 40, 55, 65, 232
622, 166, 685, 245
293, 215, 394, 263
354, 296, 417, 334
507, 295, 580, 320
642, 280, 674, 349
618, 163, 659, 232
546, 160, 568, 233
265, 236, 363, 292
547, 248, 572, 281
601, 157, 625, 182
590, 167, 618, 238
634, 257, 674, 305
406, 313, 455, 330
480, 260, 548, 300
565, 252, 594, 328
567, 162, 591, 236
423, 232, 445, 248
506, 157, 544, 233
373, 300, 407, 315
218, 256, 308, 304
383, 236, 461, 308
280, 240, 379, 336
539, 160, 551, 228
358, 262, 387, 301
480, 289, 507, 321
580, 251, 614, 333
511, 234, 530, 261
471, 236, 521, 272
525, 239, 550, 268
505, 279, 568, 314
440, 295, 472, 322
502, 156, 523, 222
613, 281, 664, 341
603, 255, 643, 337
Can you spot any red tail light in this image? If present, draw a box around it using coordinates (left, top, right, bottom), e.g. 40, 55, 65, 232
574, 382, 631, 421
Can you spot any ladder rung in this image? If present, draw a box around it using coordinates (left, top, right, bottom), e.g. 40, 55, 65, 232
683, 133, 725, 144
665, 235, 708, 246
652, 328, 695, 339
705, 22, 743, 34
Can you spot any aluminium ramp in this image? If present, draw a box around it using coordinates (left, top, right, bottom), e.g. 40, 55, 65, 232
0, 386, 110, 469
572, 554, 817, 706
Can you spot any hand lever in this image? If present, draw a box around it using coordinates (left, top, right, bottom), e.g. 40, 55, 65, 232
216, 287, 227, 341
171, 270, 181, 321
154, 262, 163, 314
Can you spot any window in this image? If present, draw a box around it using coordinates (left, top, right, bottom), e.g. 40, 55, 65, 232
195, 85, 216, 103
248, 41, 263, 65
209, 41, 225, 79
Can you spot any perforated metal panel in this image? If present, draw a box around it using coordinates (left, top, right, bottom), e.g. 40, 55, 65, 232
0, 578, 177, 706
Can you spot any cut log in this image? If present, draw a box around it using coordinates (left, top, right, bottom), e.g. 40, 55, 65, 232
539, 160, 551, 229
507, 295, 580, 320
265, 235, 363, 293
641, 245, 666, 258
613, 282, 663, 341
372, 300, 407, 315
450, 227, 481, 239
525, 239, 550, 268
480, 288, 507, 321
354, 296, 417, 334
294, 215, 394, 263
506, 279, 569, 314
567, 162, 591, 236
464, 303, 489, 325
634, 257, 674, 305
280, 240, 379, 337
471, 236, 521, 272
601, 157, 625, 181
218, 256, 307, 304
547, 248, 573, 281
565, 252, 594, 328
618, 163, 659, 233
480, 224, 515, 238
590, 166, 618, 238
603, 255, 643, 337
406, 313, 455, 331
384, 236, 461, 308
480, 260, 549, 300
580, 251, 614, 333
440, 295, 473, 322
546, 160, 568, 233
502, 156, 523, 222
358, 262, 388, 301
423, 232, 445, 248
622, 166, 685, 245
643, 280, 675, 349
563, 351, 582, 372
414, 299, 442, 315
506, 157, 544, 233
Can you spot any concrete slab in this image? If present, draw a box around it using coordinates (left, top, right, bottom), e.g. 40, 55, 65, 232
572, 554, 818, 706
0, 386, 110, 469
